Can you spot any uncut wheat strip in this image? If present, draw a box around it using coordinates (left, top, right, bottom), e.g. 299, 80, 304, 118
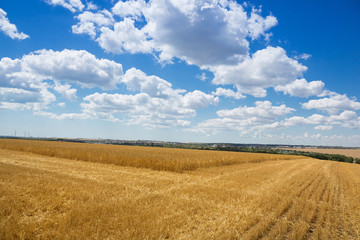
0, 139, 304, 172
0, 149, 199, 197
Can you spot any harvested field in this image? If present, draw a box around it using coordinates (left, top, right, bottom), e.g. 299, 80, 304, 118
1, 140, 360, 239
279, 148, 360, 158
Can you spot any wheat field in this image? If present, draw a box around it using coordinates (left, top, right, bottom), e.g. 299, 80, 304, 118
1, 140, 360, 239
0, 139, 303, 172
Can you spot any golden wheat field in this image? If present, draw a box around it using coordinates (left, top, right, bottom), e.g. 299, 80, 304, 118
1, 139, 360, 239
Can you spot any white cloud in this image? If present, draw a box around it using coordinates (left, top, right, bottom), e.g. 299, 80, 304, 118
1, 49, 123, 91
274, 78, 325, 98
0, 87, 42, 104
78, 68, 218, 127
212, 87, 245, 99
112, 0, 145, 19
35, 111, 90, 120
253, 110, 360, 133
283, 114, 325, 127
46, 0, 85, 12
142, 0, 251, 66
327, 111, 360, 129
86, 2, 98, 11
211, 46, 307, 97
57, 102, 66, 107
0, 49, 123, 111
187, 118, 246, 135
217, 101, 294, 122
196, 72, 207, 81
302, 93, 360, 114
0, 87, 55, 111
22, 49, 123, 89
74, 0, 277, 67
314, 125, 333, 131
189, 101, 294, 134
182, 90, 219, 109
0, 57, 55, 110
53, 81, 77, 101
121, 67, 183, 98
72, 10, 114, 38
294, 53, 312, 60
97, 18, 153, 54
247, 8, 277, 40
0, 8, 29, 40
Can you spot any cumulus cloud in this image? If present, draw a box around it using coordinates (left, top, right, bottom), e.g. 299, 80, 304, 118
274, 78, 325, 98
251, 110, 360, 134
73, 0, 277, 67
112, 0, 145, 19
46, 0, 85, 12
69, 1, 321, 99
53, 81, 77, 101
212, 87, 245, 99
0, 8, 29, 40
35, 111, 90, 120
189, 101, 294, 134
22, 49, 123, 89
122, 67, 185, 98
0, 87, 55, 111
302, 93, 360, 114
211, 46, 307, 97
196, 72, 207, 81
77, 68, 218, 127
247, 8, 277, 40
57, 102, 66, 107
217, 101, 294, 122
0, 48, 220, 128
314, 125, 333, 131
97, 18, 153, 54
0, 49, 123, 111
69, 1, 324, 99
0, 57, 54, 110
294, 53, 312, 60
72, 10, 114, 38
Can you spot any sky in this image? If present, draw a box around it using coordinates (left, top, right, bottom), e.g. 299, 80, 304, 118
0, 0, 359, 147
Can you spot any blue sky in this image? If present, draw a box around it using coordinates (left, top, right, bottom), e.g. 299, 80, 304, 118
0, 0, 359, 146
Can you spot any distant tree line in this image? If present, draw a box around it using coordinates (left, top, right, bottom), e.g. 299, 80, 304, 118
211, 146, 360, 164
